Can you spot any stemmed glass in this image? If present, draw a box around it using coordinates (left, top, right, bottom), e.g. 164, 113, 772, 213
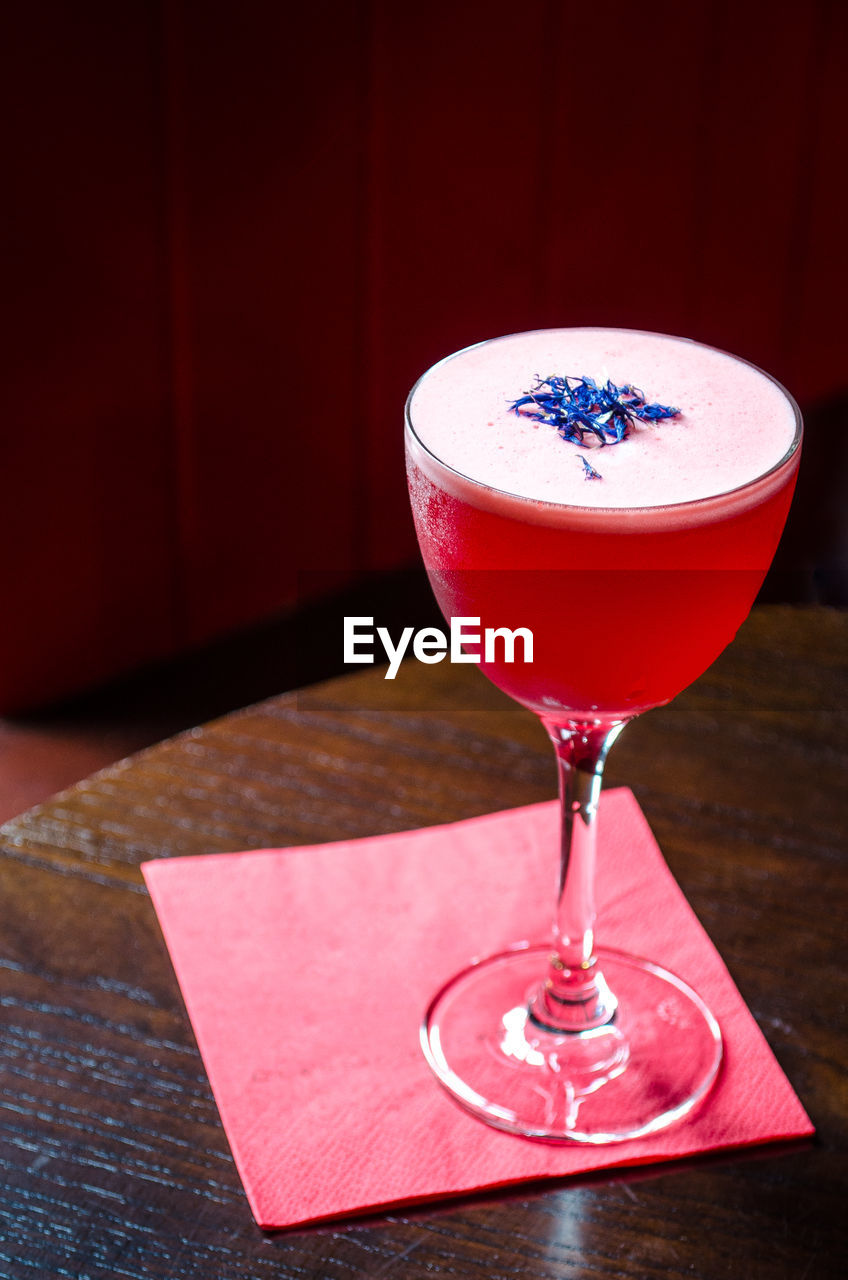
404, 329, 802, 1142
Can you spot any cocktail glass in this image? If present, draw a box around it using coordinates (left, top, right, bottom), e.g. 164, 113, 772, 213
404, 330, 802, 1142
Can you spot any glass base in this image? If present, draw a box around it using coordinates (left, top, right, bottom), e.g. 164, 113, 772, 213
422, 945, 722, 1143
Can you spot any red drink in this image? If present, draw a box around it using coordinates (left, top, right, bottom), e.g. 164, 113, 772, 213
406, 329, 801, 718
408, 329, 802, 1143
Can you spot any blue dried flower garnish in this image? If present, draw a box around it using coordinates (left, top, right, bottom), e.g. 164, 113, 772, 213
510, 374, 680, 479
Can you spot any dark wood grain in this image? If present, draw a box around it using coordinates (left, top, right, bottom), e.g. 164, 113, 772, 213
0, 605, 844, 1278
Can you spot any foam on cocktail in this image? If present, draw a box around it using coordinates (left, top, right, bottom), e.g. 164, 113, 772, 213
408, 328, 797, 511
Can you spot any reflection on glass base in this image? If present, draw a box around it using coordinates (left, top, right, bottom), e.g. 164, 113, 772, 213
422, 945, 722, 1144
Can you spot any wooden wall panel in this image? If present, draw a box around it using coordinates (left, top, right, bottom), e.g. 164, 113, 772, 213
1, 1, 176, 711
161, 0, 367, 646
0, 1, 844, 711
684, 0, 819, 381
361, 0, 846, 577
363, 0, 555, 569
542, 0, 714, 338
790, 0, 848, 404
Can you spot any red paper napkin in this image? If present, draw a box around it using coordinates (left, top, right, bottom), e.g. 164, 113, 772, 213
141, 789, 813, 1229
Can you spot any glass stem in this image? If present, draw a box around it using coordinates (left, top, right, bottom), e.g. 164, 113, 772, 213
530, 718, 628, 1033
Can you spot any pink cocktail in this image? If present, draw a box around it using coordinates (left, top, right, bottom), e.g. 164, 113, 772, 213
405, 328, 801, 1142
407, 328, 800, 719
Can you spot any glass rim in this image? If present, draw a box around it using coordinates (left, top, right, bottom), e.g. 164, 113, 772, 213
404, 326, 803, 517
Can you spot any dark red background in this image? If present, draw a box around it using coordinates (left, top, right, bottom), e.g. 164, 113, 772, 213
2, 0, 846, 712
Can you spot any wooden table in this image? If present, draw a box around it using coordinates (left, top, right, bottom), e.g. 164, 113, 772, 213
1, 605, 845, 1278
